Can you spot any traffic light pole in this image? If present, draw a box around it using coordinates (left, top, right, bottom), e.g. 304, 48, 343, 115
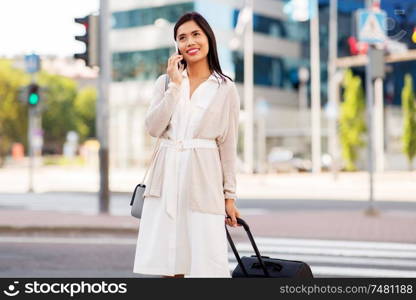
328, 0, 339, 179
365, 46, 376, 215
28, 105, 34, 193
311, 0, 322, 173
27, 74, 36, 193
365, 0, 378, 216
97, 0, 110, 214
74, 7, 107, 213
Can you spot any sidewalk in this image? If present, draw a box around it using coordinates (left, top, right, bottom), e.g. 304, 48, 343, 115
1, 164, 416, 202
0, 210, 139, 236
0, 208, 415, 243
0, 164, 415, 243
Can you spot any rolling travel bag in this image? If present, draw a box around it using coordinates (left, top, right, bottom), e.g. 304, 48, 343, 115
225, 217, 314, 278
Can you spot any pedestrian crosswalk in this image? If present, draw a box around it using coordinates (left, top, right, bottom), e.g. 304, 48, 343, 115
2, 235, 415, 277
227, 237, 416, 277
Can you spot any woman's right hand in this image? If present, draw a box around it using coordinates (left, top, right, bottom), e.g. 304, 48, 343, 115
167, 54, 185, 86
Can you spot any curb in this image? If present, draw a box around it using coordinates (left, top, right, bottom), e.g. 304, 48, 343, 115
0, 225, 138, 235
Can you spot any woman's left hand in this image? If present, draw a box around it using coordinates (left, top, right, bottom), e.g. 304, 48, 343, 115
225, 199, 241, 227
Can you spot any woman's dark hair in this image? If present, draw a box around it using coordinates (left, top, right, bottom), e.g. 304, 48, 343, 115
173, 11, 233, 85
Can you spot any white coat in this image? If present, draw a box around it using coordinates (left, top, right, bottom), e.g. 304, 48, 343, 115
143, 69, 240, 215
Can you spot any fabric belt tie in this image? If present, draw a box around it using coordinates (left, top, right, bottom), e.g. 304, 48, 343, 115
159, 138, 218, 219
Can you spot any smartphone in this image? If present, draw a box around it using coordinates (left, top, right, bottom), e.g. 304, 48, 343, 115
174, 41, 185, 69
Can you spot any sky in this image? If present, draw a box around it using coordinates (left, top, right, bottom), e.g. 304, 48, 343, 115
0, 0, 99, 58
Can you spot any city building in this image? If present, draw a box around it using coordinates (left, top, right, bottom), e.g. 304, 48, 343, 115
108, 0, 312, 170
108, 0, 416, 171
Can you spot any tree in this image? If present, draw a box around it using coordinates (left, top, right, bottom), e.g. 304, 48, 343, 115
38, 72, 78, 154
0, 59, 29, 166
0, 60, 97, 161
339, 69, 367, 171
401, 73, 416, 170
74, 87, 97, 142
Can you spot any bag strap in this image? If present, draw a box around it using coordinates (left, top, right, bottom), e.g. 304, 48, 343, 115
140, 74, 170, 185
140, 138, 161, 184
165, 73, 170, 87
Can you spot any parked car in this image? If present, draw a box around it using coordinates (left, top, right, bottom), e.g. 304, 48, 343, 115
267, 147, 312, 173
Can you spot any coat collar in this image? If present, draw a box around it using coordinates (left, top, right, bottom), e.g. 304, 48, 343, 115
191, 79, 231, 137
181, 69, 221, 82
179, 68, 230, 137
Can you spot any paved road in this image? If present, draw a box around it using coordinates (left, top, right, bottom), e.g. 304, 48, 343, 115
229, 236, 416, 278
1, 234, 415, 278
1, 192, 416, 216
0, 235, 149, 278
2, 192, 415, 244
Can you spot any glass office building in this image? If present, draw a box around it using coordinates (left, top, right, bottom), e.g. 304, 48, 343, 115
108, 0, 308, 169
318, 0, 416, 106
111, 1, 309, 90
108, 0, 416, 170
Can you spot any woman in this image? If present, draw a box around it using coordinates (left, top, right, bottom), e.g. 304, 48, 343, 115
133, 11, 241, 278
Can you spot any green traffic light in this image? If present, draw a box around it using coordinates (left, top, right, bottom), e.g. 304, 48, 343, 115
28, 83, 40, 106
29, 93, 39, 105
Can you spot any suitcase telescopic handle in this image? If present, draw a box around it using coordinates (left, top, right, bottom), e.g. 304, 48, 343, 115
225, 217, 270, 277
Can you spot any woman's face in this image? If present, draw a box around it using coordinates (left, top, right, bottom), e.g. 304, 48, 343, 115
176, 20, 209, 65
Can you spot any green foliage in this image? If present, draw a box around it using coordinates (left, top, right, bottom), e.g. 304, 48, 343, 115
38, 74, 97, 152
38, 71, 79, 152
0, 59, 29, 165
42, 155, 86, 166
401, 73, 416, 169
339, 69, 367, 171
74, 87, 96, 143
0, 59, 97, 163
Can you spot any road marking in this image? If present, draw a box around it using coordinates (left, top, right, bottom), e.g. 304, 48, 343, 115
228, 236, 416, 277
228, 251, 416, 268
254, 237, 416, 251
228, 261, 416, 278
3, 235, 416, 277
234, 243, 416, 259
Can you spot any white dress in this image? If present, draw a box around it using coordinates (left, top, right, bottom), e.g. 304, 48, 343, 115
133, 73, 231, 278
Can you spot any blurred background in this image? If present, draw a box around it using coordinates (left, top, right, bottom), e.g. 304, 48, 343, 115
0, 0, 416, 278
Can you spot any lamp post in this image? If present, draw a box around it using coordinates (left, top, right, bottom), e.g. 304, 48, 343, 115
328, 0, 339, 178
284, 0, 322, 173
230, 0, 254, 174
310, 0, 322, 173
97, 0, 111, 214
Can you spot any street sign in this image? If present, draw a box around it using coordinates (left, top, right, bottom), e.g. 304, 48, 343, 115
369, 48, 385, 79
24, 54, 40, 73
356, 9, 387, 44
